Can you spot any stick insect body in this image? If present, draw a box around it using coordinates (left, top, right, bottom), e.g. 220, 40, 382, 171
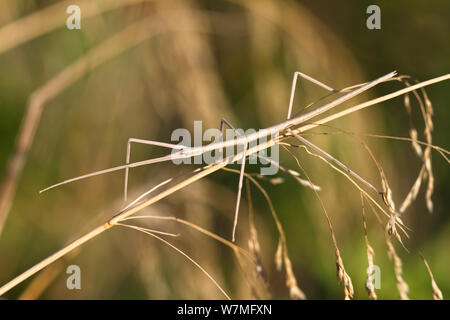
40, 71, 396, 241
39, 70, 450, 243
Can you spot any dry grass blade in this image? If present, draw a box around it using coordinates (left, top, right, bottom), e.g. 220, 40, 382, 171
117, 223, 231, 299
17, 261, 64, 300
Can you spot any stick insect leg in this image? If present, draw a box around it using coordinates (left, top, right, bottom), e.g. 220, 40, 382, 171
287, 71, 337, 120
232, 141, 248, 242
217, 118, 249, 242
219, 118, 236, 142
124, 138, 185, 202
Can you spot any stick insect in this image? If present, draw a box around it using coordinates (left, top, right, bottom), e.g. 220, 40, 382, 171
39, 70, 449, 241
1, 70, 449, 297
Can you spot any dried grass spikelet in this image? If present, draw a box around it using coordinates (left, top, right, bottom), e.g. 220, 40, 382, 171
420, 254, 443, 300
399, 165, 426, 214
365, 196, 409, 300
283, 250, 306, 300
386, 237, 409, 300
274, 235, 305, 299
247, 234, 263, 274
403, 93, 423, 157
275, 238, 283, 271
409, 128, 423, 157
431, 279, 444, 300
360, 193, 377, 300
386, 215, 398, 240
365, 244, 377, 300
255, 193, 305, 300
336, 251, 354, 300
239, 173, 306, 300
243, 179, 271, 299
270, 235, 305, 300
245, 179, 268, 282
423, 147, 434, 213
380, 177, 408, 247
381, 180, 403, 245
399, 77, 435, 213
282, 147, 353, 299
381, 179, 396, 214
417, 84, 435, 214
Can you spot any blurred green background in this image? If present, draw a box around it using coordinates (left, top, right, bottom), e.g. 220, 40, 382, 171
0, 0, 448, 299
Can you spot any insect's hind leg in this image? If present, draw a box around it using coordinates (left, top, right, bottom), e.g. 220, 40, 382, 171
217, 118, 249, 242
232, 141, 248, 242
124, 138, 185, 202
287, 71, 337, 119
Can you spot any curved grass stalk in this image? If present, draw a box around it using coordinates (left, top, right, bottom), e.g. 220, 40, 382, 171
280, 146, 354, 299
222, 168, 306, 299
299, 130, 450, 163
291, 120, 446, 216
120, 215, 252, 259
281, 143, 411, 244
0, 0, 152, 55
121, 214, 271, 299
117, 223, 231, 300
0, 17, 162, 237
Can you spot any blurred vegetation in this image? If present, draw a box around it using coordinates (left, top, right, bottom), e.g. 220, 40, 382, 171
0, 0, 448, 299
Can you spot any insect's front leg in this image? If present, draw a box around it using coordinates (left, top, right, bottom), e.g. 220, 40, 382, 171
124, 138, 185, 202
286, 71, 336, 120
215, 118, 248, 241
